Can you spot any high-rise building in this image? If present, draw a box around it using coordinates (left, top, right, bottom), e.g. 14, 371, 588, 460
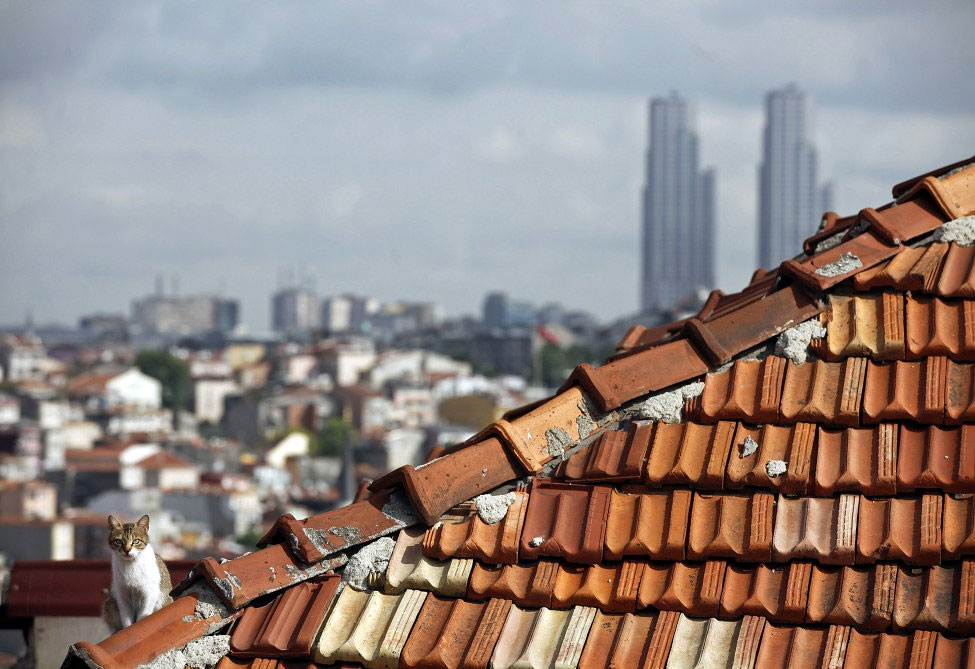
271, 288, 320, 335
131, 294, 239, 336
641, 92, 716, 313
758, 84, 833, 268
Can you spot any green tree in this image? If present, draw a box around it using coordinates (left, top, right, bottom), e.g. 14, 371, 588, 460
316, 416, 355, 457
135, 350, 190, 411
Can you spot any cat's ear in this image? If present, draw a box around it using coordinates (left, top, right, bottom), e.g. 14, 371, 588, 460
108, 515, 121, 531
137, 515, 150, 531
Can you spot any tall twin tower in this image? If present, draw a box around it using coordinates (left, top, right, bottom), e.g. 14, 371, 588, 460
640, 85, 832, 313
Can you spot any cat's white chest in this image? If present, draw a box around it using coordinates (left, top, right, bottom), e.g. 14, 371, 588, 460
112, 547, 160, 607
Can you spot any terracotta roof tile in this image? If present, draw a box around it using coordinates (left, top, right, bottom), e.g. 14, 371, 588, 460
706, 272, 779, 322
892, 156, 974, 198
892, 561, 975, 635
931, 636, 975, 668
719, 562, 810, 624
552, 561, 643, 613
781, 229, 900, 292
467, 560, 558, 608
560, 338, 709, 412
859, 194, 949, 246
803, 211, 857, 255
863, 358, 949, 425
554, 605, 598, 669
943, 493, 975, 560
399, 595, 509, 669
489, 605, 574, 669
637, 560, 726, 617
604, 489, 691, 561
946, 361, 975, 424
694, 357, 788, 424
687, 492, 775, 562
805, 563, 896, 632
384, 527, 472, 597
519, 481, 611, 564
228, 575, 340, 658
905, 297, 975, 360
726, 423, 815, 495
258, 491, 413, 563
557, 422, 652, 483
752, 621, 829, 669
853, 243, 946, 292
643, 421, 735, 489
814, 425, 897, 496
772, 494, 859, 565
815, 293, 905, 361
368, 437, 520, 526
421, 490, 528, 565
313, 588, 426, 668
857, 495, 943, 566
174, 543, 346, 611
898, 162, 975, 220
779, 358, 867, 427
897, 425, 975, 493
681, 283, 822, 366
577, 611, 664, 669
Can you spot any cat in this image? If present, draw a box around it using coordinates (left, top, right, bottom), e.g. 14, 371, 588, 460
101, 514, 173, 633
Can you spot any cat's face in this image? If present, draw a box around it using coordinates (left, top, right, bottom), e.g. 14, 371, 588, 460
107, 514, 150, 561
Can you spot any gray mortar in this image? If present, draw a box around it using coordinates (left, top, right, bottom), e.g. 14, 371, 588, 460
283, 561, 327, 583
814, 251, 862, 277
935, 216, 975, 246
576, 413, 596, 440
545, 427, 572, 459
342, 536, 395, 591
813, 231, 846, 254
474, 492, 517, 525
181, 583, 229, 621
740, 436, 759, 458
137, 634, 230, 669
635, 381, 705, 424
210, 577, 236, 604
941, 162, 973, 179
382, 490, 420, 527
529, 536, 544, 547
329, 525, 362, 545
775, 319, 826, 365
288, 533, 302, 556
766, 460, 788, 477
303, 527, 335, 554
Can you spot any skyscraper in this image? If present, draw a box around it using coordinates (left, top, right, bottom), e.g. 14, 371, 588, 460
641, 92, 716, 313
758, 84, 833, 268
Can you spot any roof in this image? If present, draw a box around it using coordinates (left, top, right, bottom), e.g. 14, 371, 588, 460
134, 451, 195, 469
63, 157, 975, 668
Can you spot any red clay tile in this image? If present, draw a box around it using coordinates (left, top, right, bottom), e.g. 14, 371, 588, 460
614, 319, 688, 352
943, 494, 975, 560
258, 491, 414, 563
229, 575, 340, 658
814, 425, 897, 496
368, 437, 521, 526
175, 543, 345, 611
553, 561, 643, 613
681, 283, 822, 366
687, 492, 775, 562
519, 481, 611, 564
422, 490, 528, 565
560, 337, 710, 412
636, 561, 726, 617
892, 561, 975, 634
558, 422, 652, 483
726, 422, 815, 495
897, 425, 975, 493
706, 272, 780, 322
643, 421, 735, 489
780, 358, 866, 427
719, 562, 810, 624
815, 293, 905, 361
696, 357, 787, 424
859, 194, 948, 245
806, 563, 896, 632
946, 362, 975, 424
642, 609, 682, 669
466, 560, 557, 609
852, 244, 944, 293
577, 611, 671, 669
803, 211, 858, 255
862, 358, 948, 425
752, 622, 829, 669
932, 636, 975, 668
400, 595, 508, 669
892, 155, 975, 198
604, 489, 691, 561
781, 229, 900, 291
898, 163, 975, 220
772, 495, 859, 565
906, 297, 975, 360
936, 244, 975, 297
857, 495, 943, 566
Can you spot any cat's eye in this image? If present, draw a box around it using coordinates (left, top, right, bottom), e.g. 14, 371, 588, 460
132, 540, 143, 546
112, 540, 122, 546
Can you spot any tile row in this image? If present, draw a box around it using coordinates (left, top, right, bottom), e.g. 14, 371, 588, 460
423, 484, 975, 567
556, 420, 975, 496
854, 243, 975, 298
689, 354, 975, 427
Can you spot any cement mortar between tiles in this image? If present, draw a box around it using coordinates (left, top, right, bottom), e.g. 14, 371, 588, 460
774, 318, 826, 365
136, 634, 230, 669
814, 251, 863, 277
936, 215, 975, 245
474, 491, 517, 525
628, 380, 705, 424
342, 536, 396, 591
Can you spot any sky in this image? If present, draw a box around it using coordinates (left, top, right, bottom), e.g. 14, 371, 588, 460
1, 1, 974, 331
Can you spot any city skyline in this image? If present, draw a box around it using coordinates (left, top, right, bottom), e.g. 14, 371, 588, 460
2, 3, 972, 329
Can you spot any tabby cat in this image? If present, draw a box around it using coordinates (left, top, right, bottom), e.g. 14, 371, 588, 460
102, 514, 173, 633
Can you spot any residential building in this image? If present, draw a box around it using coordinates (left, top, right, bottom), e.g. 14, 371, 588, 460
641, 92, 716, 312
758, 83, 833, 267
271, 287, 320, 335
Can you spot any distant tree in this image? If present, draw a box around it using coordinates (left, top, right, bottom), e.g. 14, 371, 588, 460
135, 350, 190, 411
316, 416, 355, 457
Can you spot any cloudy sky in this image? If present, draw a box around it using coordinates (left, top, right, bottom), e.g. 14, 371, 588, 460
1, 1, 973, 330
